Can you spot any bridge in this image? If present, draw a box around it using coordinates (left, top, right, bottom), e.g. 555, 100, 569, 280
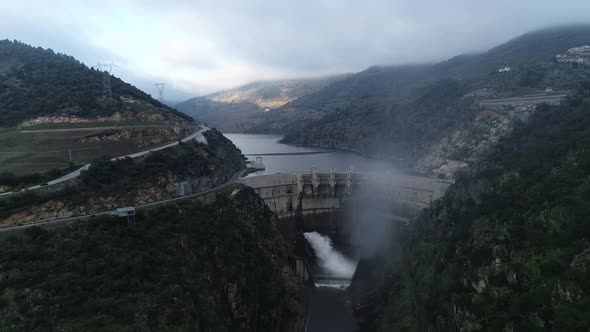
238, 169, 453, 219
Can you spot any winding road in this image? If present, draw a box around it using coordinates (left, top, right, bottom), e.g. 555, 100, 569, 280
0, 168, 245, 233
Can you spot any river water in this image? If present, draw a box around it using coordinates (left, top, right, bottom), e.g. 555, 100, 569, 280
224, 133, 395, 176
224, 133, 372, 332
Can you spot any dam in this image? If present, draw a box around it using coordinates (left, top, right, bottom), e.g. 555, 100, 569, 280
238, 168, 453, 219
226, 134, 454, 332
238, 169, 453, 332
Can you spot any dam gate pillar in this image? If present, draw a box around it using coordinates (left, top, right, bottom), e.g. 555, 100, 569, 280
311, 167, 320, 197
346, 168, 353, 196
296, 173, 303, 195
329, 169, 336, 197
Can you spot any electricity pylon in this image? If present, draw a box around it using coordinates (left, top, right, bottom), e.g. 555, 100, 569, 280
96, 62, 117, 101
154, 83, 166, 103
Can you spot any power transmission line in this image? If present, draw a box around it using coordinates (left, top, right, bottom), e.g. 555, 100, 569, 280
95, 62, 117, 102
154, 82, 166, 104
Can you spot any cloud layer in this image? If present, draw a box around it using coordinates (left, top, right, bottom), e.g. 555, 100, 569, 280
2, 0, 590, 101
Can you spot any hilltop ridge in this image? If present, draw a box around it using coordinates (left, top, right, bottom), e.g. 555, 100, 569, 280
0, 39, 193, 127
176, 75, 348, 132
265, 25, 590, 177
0, 40, 199, 177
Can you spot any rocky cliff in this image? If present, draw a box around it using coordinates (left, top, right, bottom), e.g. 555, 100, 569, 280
414, 102, 536, 178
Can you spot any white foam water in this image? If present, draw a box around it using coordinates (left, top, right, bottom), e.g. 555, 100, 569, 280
304, 231, 357, 279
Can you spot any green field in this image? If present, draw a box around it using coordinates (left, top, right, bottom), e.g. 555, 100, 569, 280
0, 123, 183, 175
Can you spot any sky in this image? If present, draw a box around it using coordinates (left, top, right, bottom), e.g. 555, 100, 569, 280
2, 0, 590, 102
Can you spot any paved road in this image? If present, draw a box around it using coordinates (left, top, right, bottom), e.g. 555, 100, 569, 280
0, 168, 244, 233
0, 126, 210, 197
480, 94, 567, 106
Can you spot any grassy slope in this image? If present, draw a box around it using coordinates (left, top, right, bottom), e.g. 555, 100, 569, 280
0, 125, 189, 176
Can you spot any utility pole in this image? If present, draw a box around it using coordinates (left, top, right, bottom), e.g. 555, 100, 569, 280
68, 149, 72, 162
154, 82, 166, 104
96, 62, 116, 102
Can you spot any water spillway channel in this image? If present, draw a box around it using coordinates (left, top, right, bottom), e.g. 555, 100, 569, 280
305, 286, 358, 332
302, 231, 359, 332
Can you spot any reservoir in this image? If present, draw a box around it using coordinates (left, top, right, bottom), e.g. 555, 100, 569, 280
224, 133, 395, 176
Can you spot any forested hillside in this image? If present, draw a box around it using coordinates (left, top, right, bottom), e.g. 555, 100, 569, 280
360, 87, 590, 330
251, 25, 590, 174
0, 188, 304, 331
0, 40, 192, 126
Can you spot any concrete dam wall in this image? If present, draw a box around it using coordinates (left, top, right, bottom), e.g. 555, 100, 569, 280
238, 170, 453, 219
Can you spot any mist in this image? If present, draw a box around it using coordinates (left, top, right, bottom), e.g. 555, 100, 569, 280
341, 174, 404, 259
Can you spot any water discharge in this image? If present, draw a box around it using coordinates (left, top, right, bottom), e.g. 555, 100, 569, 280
304, 232, 357, 278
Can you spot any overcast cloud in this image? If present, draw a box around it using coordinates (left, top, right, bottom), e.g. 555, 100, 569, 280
1, 0, 590, 101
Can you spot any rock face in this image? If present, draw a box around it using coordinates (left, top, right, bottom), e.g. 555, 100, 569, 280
2, 200, 76, 225
0, 174, 219, 226
415, 104, 536, 178
78, 126, 195, 147
19, 110, 192, 127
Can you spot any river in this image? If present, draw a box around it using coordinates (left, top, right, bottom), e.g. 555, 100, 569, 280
224, 133, 377, 332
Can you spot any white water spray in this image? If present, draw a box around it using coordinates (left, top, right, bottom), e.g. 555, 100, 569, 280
304, 232, 357, 278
